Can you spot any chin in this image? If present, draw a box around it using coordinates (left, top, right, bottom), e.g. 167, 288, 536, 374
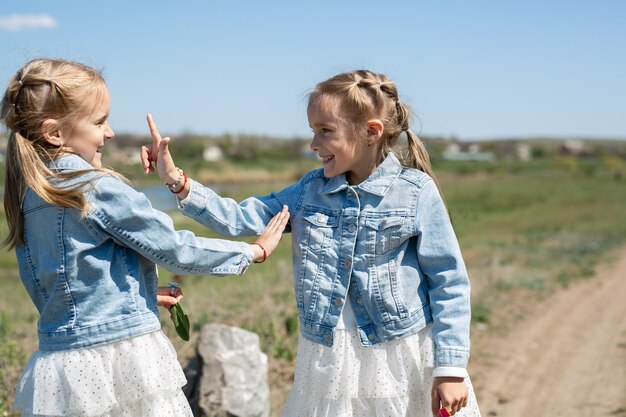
323, 167, 341, 179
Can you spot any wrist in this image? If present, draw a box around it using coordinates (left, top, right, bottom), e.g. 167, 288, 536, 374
165, 168, 188, 194
250, 242, 267, 263
165, 167, 182, 184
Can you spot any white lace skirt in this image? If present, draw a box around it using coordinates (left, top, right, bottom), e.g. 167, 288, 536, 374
13, 330, 192, 417
281, 326, 482, 417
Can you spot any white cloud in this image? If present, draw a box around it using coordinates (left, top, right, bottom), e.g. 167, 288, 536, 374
0, 14, 57, 32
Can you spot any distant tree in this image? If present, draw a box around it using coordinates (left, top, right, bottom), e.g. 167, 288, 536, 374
531, 146, 547, 159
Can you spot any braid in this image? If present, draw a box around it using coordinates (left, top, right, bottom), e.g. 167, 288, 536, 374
0, 58, 115, 249
309, 70, 438, 182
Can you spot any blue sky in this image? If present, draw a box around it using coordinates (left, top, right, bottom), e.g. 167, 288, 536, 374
1, 1, 625, 140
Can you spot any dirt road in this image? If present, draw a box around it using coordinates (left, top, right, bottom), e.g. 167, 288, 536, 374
474, 248, 626, 417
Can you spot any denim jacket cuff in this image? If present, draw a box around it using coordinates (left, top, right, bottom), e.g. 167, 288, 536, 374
208, 242, 254, 275
177, 179, 207, 217
434, 348, 470, 368
433, 366, 468, 378
176, 181, 193, 208
239, 241, 255, 265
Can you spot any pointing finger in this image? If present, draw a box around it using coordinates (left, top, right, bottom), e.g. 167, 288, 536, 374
146, 113, 162, 147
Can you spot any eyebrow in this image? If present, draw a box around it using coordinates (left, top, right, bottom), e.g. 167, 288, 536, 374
310, 120, 335, 128
95, 113, 109, 123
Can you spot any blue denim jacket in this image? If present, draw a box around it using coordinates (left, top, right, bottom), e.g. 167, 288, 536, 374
180, 152, 471, 368
16, 154, 253, 351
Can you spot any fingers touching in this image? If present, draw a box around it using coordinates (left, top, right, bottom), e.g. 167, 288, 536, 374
254, 206, 290, 260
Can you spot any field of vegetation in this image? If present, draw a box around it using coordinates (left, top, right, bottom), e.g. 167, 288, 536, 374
0, 153, 625, 416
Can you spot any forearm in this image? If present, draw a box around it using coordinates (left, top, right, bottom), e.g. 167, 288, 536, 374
89, 176, 255, 276
178, 178, 291, 237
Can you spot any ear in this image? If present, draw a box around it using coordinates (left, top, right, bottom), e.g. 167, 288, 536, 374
366, 119, 384, 146
41, 119, 64, 147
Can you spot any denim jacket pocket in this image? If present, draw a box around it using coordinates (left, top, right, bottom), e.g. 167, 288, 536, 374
365, 215, 407, 255
302, 210, 338, 252
296, 209, 339, 319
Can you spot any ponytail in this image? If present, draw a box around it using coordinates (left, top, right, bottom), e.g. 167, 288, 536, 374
404, 128, 438, 183
310, 70, 446, 206
2, 132, 92, 249
1, 59, 119, 249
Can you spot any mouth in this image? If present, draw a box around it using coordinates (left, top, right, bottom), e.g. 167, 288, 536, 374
321, 155, 334, 164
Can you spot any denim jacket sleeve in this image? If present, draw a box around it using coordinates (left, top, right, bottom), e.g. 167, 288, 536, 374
415, 179, 471, 368
85, 175, 254, 275
177, 178, 302, 237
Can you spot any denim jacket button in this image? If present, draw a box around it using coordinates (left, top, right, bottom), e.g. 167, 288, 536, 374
334, 298, 343, 307
356, 298, 363, 305
367, 332, 375, 340
316, 213, 328, 223
324, 333, 332, 344
347, 223, 357, 232
343, 259, 351, 268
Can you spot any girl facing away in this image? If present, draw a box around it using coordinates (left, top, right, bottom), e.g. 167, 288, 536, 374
0, 58, 289, 417
143, 70, 481, 417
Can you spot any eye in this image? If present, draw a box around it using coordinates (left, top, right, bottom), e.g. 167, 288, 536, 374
95, 115, 109, 126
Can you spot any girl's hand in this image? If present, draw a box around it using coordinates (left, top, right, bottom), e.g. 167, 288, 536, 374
141, 114, 179, 184
431, 377, 468, 416
156, 285, 183, 312
251, 205, 289, 263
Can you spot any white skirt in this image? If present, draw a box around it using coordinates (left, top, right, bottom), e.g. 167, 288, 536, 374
13, 330, 192, 417
281, 326, 482, 417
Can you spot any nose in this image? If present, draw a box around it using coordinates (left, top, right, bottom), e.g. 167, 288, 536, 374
105, 123, 115, 140
309, 134, 320, 152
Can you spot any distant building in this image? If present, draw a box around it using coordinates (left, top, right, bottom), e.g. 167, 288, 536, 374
445, 143, 461, 153
560, 139, 591, 157
468, 143, 481, 153
496, 141, 533, 161
442, 142, 494, 161
516, 143, 532, 161
113, 148, 143, 165
203, 146, 223, 162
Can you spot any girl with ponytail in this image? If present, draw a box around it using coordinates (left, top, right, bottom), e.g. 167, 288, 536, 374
144, 70, 481, 417
1, 59, 288, 417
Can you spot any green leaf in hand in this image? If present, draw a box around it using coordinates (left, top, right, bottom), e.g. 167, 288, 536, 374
170, 302, 190, 341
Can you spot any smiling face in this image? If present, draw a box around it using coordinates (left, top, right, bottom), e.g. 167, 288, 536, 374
307, 95, 379, 185
62, 86, 114, 168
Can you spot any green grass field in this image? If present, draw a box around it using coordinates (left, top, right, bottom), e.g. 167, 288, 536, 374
1, 157, 625, 415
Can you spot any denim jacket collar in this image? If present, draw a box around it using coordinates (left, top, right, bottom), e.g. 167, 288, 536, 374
319, 152, 403, 197
46, 153, 92, 172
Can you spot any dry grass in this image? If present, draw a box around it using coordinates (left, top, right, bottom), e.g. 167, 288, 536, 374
1, 159, 626, 415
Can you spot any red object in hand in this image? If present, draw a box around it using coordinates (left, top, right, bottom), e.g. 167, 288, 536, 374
439, 407, 451, 417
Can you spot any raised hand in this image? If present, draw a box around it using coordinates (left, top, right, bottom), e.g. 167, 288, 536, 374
141, 114, 179, 183
251, 205, 290, 263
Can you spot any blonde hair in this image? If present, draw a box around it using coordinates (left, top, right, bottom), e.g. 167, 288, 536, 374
308, 70, 436, 182
0, 58, 113, 249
